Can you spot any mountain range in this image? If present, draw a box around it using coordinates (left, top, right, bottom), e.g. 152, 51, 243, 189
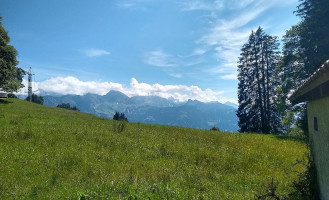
42, 90, 239, 131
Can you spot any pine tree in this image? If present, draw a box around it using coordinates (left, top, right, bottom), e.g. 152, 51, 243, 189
113, 112, 128, 122
237, 27, 280, 133
113, 112, 120, 121
237, 37, 253, 132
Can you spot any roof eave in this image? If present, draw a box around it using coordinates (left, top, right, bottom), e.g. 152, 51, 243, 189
289, 60, 329, 104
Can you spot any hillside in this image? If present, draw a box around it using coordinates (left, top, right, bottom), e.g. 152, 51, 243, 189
42, 90, 239, 131
0, 99, 307, 199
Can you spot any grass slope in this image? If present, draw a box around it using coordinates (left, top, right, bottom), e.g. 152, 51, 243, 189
0, 99, 307, 199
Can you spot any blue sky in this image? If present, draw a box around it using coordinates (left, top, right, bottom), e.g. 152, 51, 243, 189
0, 0, 300, 103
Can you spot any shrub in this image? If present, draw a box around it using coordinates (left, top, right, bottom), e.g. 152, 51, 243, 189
7, 93, 17, 98
210, 126, 220, 132
26, 94, 43, 105
57, 103, 79, 111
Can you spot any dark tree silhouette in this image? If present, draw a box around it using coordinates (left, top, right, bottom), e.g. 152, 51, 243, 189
113, 112, 128, 122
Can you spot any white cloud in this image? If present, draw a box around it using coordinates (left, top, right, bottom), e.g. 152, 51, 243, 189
119, 2, 135, 8
180, 0, 224, 11
208, 63, 236, 74
144, 49, 202, 69
193, 48, 208, 56
168, 73, 183, 78
220, 74, 238, 80
117, 0, 154, 10
193, 0, 294, 80
144, 50, 178, 67
81, 48, 110, 57
180, 0, 294, 11
19, 77, 122, 96
125, 78, 226, 103
17, 76, 236, 103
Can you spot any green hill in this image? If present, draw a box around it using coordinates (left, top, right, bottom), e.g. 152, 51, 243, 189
0, 99, 307, 199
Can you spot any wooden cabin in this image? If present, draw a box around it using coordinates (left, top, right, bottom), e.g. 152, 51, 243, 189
0, 89, 8, 98
290, 60, 329, 200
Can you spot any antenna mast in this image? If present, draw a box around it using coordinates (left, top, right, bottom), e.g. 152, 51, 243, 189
26, 67, 34, 102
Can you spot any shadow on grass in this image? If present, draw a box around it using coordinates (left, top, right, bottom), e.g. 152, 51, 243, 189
0, 99, 13, 104
274, 135, 307, 144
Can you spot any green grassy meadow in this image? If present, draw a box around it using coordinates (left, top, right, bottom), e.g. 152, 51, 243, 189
0, 99, 307, 199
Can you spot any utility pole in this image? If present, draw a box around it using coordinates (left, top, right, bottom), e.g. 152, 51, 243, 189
26, 67, 34, 102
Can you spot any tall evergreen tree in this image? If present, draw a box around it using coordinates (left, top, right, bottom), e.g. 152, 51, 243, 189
237, 27, 280, 133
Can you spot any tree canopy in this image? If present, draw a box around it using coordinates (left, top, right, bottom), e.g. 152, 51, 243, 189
0, 16, 25, 92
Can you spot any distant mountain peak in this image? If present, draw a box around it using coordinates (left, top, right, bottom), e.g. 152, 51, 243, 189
105, 90, 130, 98
105, 90, 127, 96
131, 95, 175, 107
103, 90, 131, 103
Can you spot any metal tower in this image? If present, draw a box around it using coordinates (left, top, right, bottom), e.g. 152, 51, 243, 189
26, 67, 34, 102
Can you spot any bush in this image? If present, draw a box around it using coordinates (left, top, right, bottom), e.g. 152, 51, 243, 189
287, 126, 307, 141
57, 103, 79, 111
26, 94, 43, 105
210, 126, 220, 132
7, 93, 17, 98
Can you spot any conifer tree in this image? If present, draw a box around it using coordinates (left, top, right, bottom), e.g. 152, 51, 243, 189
237, 27, 280, 133
113, 112, 128, 122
